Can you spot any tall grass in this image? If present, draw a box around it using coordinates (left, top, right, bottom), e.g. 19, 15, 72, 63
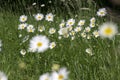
0, 0, 95, 15
0, 0, 120, 80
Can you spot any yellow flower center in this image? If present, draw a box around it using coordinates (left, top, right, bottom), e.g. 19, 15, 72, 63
22, 18, 25, 21
48, 16, 51, 19
37, 42, 43, 47
69, 22, 73, 25
104, 27, 113, 35
58, 75, 64, 80
45, 78, 49, 80
100, 12, 104, 14
38, 16, 41, 19
80, 22, 84, 25
22, 25, 25, 29
29, 29, 33, 32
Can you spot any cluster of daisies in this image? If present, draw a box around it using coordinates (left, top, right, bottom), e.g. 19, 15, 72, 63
18, 8, 118, 56
20, 35, 56, 56
18, 13, 54, 33
0, 39, 2, 52
39, 66, 69, 80
58, 8, 118, 40
19, 13, 57, 55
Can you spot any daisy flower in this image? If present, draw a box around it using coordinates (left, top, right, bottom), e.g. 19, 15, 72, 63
99, 22, 118, 39
29, 35, 50, 53
49, 42, 56, 49
90, 17, 96, 23
85, 27, 91, 32
49, 28, 56, 34
27, 25, 35, 33
78, 20, 85, 26
90, 23, 95, 28
45, 13, 54, 22
18, 23, 27, 30
52, 64, 60, 71
66, 18, 75, 26
86, 48, 93, 56
0, 71, 8, 80
58, 28, 68, 36
74, 27, 82, 32
38, 26, 45, 32
97, 8, 107, 17
93, 30, 99, 38
51, 67, 69, 80
20, 49, 26, 56
39, 73, 51, 80
19, 15, 27, 22
34, 13, 44, 21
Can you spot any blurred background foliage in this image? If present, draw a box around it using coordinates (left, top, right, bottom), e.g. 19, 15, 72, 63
0, 0, 96, 15
0, 0, 120, 14
0, 0, 120, 20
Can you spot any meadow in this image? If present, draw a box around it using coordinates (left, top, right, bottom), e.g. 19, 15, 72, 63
0, 0, 120, 80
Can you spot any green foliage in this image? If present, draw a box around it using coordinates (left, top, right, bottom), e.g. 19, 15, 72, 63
0, 0, 93, 15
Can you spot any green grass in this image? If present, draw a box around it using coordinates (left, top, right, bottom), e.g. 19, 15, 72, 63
0, 1, 120, 80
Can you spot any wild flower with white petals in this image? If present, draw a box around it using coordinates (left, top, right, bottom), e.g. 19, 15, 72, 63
90, 23, 95, 28
38, 26, 45, 32
90, 17, 96, 23
34, 13, 44, 21
66, 18, 75, 26
51, 67, 69, 80
19, 15, 27, 22
18, 23, 27, 30
74, 27, 82, 32
49, 28, 56, 34
93, 30, 99, 38
29, 35, 50, 53
20, 49, 26, 56
78, 20, 85, 26
85, 27, 91, 32
58, 28, 68, 36
39, 73, 51, 80
86, 48, 93, 55
49, 42, 56, 49
99, 22, 118, 39
45, 13, 54, 22
97, 8, 107, 17
27, 25, 35, 33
